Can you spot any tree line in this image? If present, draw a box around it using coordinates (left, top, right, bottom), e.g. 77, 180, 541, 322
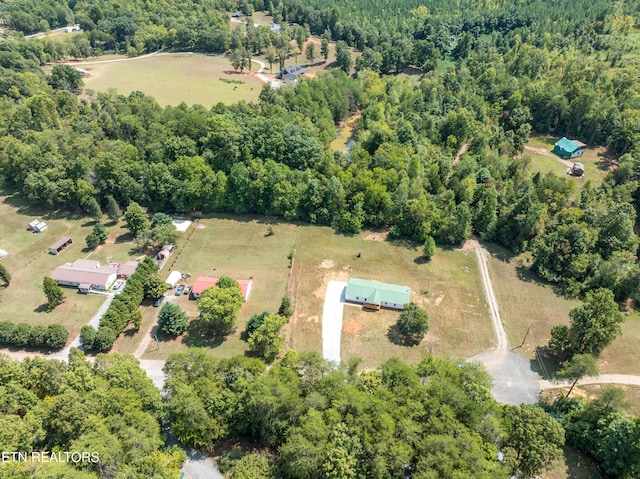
0, 350, 185, 478
164, 349, 565, 478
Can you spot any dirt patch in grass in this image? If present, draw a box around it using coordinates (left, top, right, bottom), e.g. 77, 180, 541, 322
542, 446, 604, 479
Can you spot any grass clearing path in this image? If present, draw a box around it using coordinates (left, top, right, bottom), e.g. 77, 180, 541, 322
472, 240, 508, 349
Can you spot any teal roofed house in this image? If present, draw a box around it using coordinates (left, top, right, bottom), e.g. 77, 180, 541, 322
344, 278, 410, 310
552, 137, 587, 159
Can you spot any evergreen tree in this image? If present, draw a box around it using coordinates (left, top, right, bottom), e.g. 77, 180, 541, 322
106, 195, 121, 222
0, 263, 10, 286
43, 277, 64, 311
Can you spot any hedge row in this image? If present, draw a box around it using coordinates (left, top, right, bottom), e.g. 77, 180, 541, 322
0, 321, 69, 350
81, 256, 158, 352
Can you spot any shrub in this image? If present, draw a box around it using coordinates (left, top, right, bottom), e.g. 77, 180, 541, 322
0, 320, 68, 350
12, 323, 32, 346
80, 326, 97, 350
45, 324, 69, 349
29, 325, 49, 346
94, 327, 117, 352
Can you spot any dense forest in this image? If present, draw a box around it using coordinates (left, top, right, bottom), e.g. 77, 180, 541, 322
0, 351, 185, 478
163, 349, 565, 479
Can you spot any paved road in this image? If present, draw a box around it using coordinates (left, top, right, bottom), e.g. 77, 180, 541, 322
467, 240, 541, 404
57, 293, 114, 358
322, 281, 347, 364
63, 48, 166, 66
251, 58, 282, 89
541, 374, 640, 389
24, 27, 69, 39
470, 350, 540, 405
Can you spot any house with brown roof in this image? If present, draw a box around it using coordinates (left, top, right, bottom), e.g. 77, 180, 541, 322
118, 260, 139, 278
49, 237, 73, 255
52, 259, 117, 292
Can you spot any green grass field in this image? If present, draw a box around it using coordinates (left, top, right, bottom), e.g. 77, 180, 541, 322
524, 135, 612, 189
139, 215, 297, 359
289, 227, 495, 366
81, 53, 263, 107
0, 190, 139, 341
542, 447, 603, 479
484, 242, 640, 376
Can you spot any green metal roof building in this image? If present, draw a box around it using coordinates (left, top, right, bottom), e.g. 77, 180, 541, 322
344, 278, 410, 310
552, 137, 587, 159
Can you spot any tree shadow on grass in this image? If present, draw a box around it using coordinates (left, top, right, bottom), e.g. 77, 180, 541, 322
532, 346, 562, 379
33, 304, 49, 313
387, 324, 421, 347
182, 321, 226, 349
413, 256, 429, 265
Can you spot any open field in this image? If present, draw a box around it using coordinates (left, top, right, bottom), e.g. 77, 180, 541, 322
139, 215, 297, 359
289, 227, 495, 366
81, 53, 263, 107
484, 242, 640, 376
542, 447, 603, 479
541, 383, 640, 417
523, 135, 612, 189
0, 190, 138, 341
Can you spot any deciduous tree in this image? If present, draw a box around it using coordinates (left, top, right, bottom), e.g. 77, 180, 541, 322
558, 353, 598, 399
197, 284, 243, 335
397, 302, 429, 343
248, 314, 286, 361
503, 405, 565, 478
124, 201, 150, 237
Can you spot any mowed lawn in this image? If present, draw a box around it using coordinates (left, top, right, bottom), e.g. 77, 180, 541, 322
289, 227, 495, 367
81, 53, 262, 107
485, 242, 640, 376
140, 215, 297, 359
0, 191, 137, 340
524, 135, 611, 189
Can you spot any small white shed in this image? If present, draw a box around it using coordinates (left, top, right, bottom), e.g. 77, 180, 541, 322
165, 271, 182, 289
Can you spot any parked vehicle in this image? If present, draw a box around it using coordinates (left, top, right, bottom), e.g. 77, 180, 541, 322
183, 285, 191, 296
175, 285, 185, 296
153, 296, 165, 307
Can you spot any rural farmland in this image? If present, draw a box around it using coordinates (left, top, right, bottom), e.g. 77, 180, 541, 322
80, 53, 263, 107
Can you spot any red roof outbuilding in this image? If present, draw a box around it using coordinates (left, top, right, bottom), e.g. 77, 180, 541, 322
191, 277, 252, 301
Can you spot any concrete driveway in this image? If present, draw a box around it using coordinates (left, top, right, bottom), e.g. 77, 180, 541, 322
322, 281, 347, 364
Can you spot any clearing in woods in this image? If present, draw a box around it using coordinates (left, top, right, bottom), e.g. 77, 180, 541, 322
0, 190, 139, 341
289, 226, 495, 368
484, 242, 640, 376
137, 215, 297, 360
80, 53, 263, 107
